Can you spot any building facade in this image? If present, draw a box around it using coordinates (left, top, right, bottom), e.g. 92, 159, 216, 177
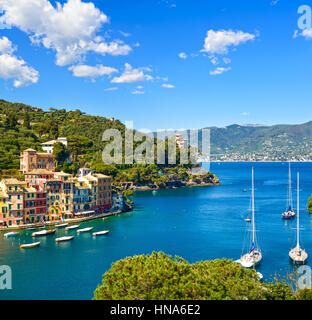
20, 149, 56, 173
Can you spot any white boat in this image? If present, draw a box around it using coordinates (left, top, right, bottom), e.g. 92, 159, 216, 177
32, 229, 56, 237
20, 242, 40, 249
65, 224, 80, 230
257, 272, 263, 280
56, 236, 74, 242
282, 162, 296, 219
289, 173, 308, 265
93, 230, 110, 236
77, 227, 93, 233
55, 223, 68, 228
245, 218, 251, 223
237, 168, 262, 268
4, 232, 19, 238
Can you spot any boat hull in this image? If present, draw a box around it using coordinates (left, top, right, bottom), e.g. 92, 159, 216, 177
77, 227, 93, 233
56, 236, 74, 242
32, 230, 56, 237
289, 247, 308, 265
93, 230, 110, 236
20, 242, 40, 249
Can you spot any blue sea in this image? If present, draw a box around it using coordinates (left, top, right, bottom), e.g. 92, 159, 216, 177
1, 162, 312, 300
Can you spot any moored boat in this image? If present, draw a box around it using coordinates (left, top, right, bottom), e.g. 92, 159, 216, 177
289, 173, 308, 265
4, 232, 19, 238
32, 229, 56, 237
77, 227, 93, 233
93, 230, 110, 236
56, 236, 74, 242
20, 242, 40, 249
237, 167, 262, 268
55, 223, 68, 228
245, 218, 251, 223
65, 224, 80, 230
282, 162, 296, 220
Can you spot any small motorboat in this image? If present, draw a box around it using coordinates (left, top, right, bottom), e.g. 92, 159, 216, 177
93, 230, 110, 236
32, 229, 56, 237
77, 227, 94, 233
242, 189, 247, 192
55, 223, 68, 228
4, 232, 19, 238
56, 236, 74, 242
20, 242, 40, 249
245, 217, 251, 223
65, 224, 80, 230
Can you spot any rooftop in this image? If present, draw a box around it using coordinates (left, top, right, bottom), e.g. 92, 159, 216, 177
26, 169, 54, 175
1, 178, 25, 185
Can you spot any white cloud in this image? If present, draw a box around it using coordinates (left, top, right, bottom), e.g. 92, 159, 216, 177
178, 52, 187, 59
111, 63, 153, 83
162, 83, 175, 88
132, 90, 144, 94
136, 85, 143, 89
0, 0, 132, 66
69, 64, 117, 78
202, 29, 255, 55
294, 28, 312, 40
242, 112, 250, 116
209, 67, 231, 76
0, 36, 39, 87
0, 36, 15, 54
104, 87, 118, 91
223, 57, 231, 64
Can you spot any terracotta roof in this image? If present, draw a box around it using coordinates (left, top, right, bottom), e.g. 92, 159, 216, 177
26, 169, 54, 175
24, 148, 36, 152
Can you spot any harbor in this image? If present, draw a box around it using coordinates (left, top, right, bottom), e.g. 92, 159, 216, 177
2, 162, 312, 300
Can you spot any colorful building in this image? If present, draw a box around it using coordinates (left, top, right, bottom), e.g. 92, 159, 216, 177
23, 186, 47, 224
0, 191, 8, 227
0, 179, 26, 227
20, 149, 56, 173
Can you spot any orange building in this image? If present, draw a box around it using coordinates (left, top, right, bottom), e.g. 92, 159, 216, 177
20, 148, 55, 173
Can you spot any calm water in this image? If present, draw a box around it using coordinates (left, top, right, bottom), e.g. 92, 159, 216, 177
1, 162, 312, 300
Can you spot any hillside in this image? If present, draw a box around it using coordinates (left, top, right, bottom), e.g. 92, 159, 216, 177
0, 99, 219, 189
206, 123, 312, 161
0, 99, 126, 171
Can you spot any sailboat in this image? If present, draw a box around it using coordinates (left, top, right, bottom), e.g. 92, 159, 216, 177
289, 173, 308, 265
237, 167, 262, 268
282, 161, 296, 219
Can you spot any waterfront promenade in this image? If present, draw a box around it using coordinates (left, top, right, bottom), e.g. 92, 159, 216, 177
0, 209, 125, 231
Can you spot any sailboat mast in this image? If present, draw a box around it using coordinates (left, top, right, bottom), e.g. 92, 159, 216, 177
297, 172, 299, 248
289, 161, 292, 208
252, 167, 255, 244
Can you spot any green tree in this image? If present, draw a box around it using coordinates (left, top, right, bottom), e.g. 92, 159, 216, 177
307, 195, 312, 214
93, 252, 294, 300
67, 135, 93, 162
23, 112, 30, 129
53, 142, 69, 165
4, 112, 18, 129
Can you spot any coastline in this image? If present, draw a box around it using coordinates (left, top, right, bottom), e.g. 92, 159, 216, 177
0, 209, 130, 232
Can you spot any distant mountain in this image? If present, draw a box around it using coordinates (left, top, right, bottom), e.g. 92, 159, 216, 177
205, 122, 312, 161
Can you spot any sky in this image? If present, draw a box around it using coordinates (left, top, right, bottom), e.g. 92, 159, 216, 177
0, 0, 311, 131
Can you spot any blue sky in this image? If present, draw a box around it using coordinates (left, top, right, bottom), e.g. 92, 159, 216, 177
0, 0, 311, 130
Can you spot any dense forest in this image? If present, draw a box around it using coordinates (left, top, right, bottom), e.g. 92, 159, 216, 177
93, 252, 311, 300
0, 99, 214, 186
